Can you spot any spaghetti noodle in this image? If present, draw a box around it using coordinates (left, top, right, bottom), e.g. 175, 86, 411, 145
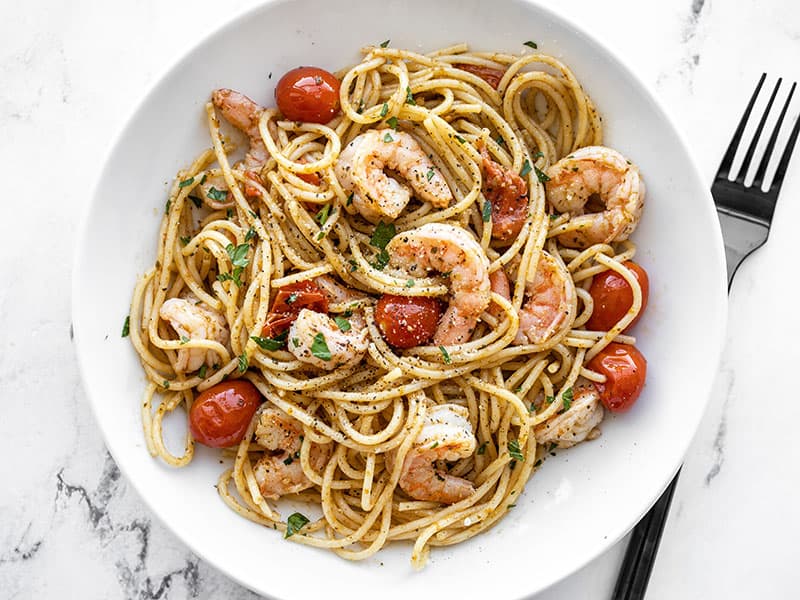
128, 43, 647, 567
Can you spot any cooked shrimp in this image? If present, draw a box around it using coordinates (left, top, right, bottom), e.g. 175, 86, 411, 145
387, 223, 490, 346
398, 403, 476, 504
159, 295, 229, 372
313, 274, 369, 306
515, 251, 576, 345
211, 88, 269, 194
534, 386, 604, 448
488, 268, 511, 319
335, 130, 453, 223
480, 145, 529, 244
288, 308, 369, 370
545, 146, 644, 248
253, 407, 332, 500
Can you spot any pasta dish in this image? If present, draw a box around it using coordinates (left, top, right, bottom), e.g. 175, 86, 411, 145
126, 42, 650, 567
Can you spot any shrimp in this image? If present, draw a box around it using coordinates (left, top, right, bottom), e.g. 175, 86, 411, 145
387, 223, 490, 346
253, 407, 332, 500
334, 130, 453, 223
534, 386, 604, 448
545, 146, 644, 248
515, 251, 576, 345
288, 308, 369, 370
488, 268, 511, 319
480, 145, 529, 244
211, 88, 269, 194
313, 274, 369, 307
398, 403, 477, 504
158, 295, 229, 372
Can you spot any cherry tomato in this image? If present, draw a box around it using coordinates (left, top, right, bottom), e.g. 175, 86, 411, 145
454, 63, 506, 89
481, 147, 529, 244
275, 66, 341, 124
587, 343, 647, 412
586, 261, 650, 332
376, 295, 442, 349
262, 280, 329, 338
271, 280, 329, 315
189, 380, 263, 447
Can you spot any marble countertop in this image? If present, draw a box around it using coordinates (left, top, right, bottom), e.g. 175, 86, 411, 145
2, 0, 799, 597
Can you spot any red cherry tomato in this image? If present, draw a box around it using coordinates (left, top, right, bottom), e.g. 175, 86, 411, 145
375, 295, 442, 349
262, 280, 330, 338
586, 261, 650, 332
587, 343, 647, 412
454, 63, 506, 89
275, 66, 341, 124
189, 380, 263, 447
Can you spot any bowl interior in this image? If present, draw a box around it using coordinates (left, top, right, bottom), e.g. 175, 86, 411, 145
73, 0, 727, 598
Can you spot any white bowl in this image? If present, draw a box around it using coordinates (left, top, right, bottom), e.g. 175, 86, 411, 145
72, 0, 728, 597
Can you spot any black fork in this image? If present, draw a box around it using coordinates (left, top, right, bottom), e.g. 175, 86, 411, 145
613, 74, 800, 600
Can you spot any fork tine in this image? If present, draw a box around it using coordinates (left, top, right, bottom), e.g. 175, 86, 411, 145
770, 110, 800, 195
737, 78, 782, 182
717, 73, 766, 180
754, 81, 796, 189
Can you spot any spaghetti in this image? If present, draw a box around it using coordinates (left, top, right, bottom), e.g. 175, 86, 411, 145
128, 43, 647, 567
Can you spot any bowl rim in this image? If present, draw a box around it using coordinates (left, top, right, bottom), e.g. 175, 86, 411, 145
71, 0, 728, 596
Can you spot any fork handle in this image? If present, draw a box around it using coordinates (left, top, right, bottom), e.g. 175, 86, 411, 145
612, 470, 680, 599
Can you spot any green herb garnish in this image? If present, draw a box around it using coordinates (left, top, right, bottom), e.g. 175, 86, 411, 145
508, 439, 524, 462
426, 167, 435, 181
334, 316, 351, 332
121, 316, 130, 337
315, 204, 332, 226
380, 39, 390, 48
454, 134, 466, 144
520, 159, 532, 177
439, 345, 452, 364
383, 132, 394, 143
179, 235, 191, 246
482, 200, 492, 222
534, 165, 550, 183
245, 227, 256, 242
251, 332, 287, 351
405, 86, 416, 105
180, 335, 189, 345
370, 221, 396, 250
380, 103, 389, 117
477, 442, 487, 455
178, 177, 194, 188
285, 512, 310, 538
386, 116, 398, 130
311, 333, 331, 361
207, 186, 228, 201
226, 243, 250, 268
523, 40, 538, 49
198, 364, 207, 378
237, 353, 249, 373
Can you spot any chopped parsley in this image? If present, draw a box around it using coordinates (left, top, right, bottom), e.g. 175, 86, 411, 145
178, 177, 194, 188
334, 316, 351, 331
454, 134, 466, 144
121, 316, 130, 337
198, 364, 207, 378
482, 200, 492, 222
162, 380, 170, 389
405, 279, 415, 287
315, 204, 332, 226
285, 512, 310, 538
383, 132, 394, 143
520, 159, 532, 177
346, 192, 354, 206
251, 332, 287, 351
508, 439, 525, 462
226, 208, 234, 219
371, 250, 390, 271
311, 333, 331, 361
189, 195, 202, 208
561, 387, 574, 412
386, 116, 398, 130
179, 235, 191, 246
164, 199, 171, 214
533, 150, 544, 159
496, 135, 505, 146
534, 165, 550, 183
430, 441, 439, 449
180, 335, 190, 345
523, 40, 538, 49
348, 259, 359, 272
244, 227, 256, 242
237, 353, 249, 373
426, 167, 435, 181
405, 86, 416, 105
380, 103, 389, 117
477, 442, 487, 455
292, 337, 299, 348
439, 345, 452, 364
371, 221, 396, 250
207, 186, 228, 201
380, 39, 390, 48
546, 395, 555, 404
285, 292, 299, 305
226, 243, 250, 268
316, 231, 325, 241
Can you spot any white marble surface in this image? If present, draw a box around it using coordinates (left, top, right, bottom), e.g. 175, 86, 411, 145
1, 0, 799, 598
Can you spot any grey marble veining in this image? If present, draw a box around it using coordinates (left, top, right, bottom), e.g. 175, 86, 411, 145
2, 0, 799, 598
